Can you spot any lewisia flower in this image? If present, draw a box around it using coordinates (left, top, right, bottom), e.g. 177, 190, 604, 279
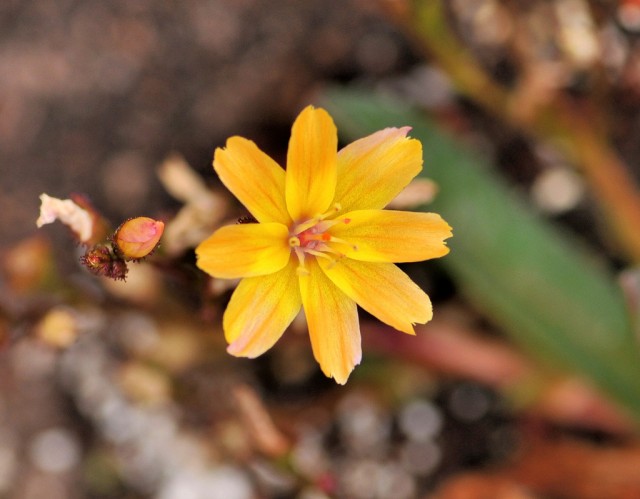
196, 106, 452, 384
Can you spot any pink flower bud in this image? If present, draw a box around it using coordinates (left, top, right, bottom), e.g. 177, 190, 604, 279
114, 217, 164, 260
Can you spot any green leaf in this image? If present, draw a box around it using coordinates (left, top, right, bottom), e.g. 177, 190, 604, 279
323, 88, 640, 421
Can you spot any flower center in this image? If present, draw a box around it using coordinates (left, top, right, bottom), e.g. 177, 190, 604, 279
288, 203, 354, 275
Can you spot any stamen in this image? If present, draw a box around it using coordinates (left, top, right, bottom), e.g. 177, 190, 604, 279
293, 203, 344, 235
292, 246, 310, 275
326, 203, 342, 217
327, 235, 357, 251
306, 249, 335, 263
294, 218, 320, 235
298, 231, 332, 247
288, 203, 350, 273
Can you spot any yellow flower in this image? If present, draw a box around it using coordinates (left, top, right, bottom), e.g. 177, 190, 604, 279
196, 106, 452, 384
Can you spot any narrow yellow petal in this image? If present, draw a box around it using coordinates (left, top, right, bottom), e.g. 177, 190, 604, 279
299, 259, 361, 384
214, 137, 290, 224
330, 210, 452, 263
285, 106, 338, 221
319, 258, 432, 335
196, 223, 290, 279
224, 259, 301, 358
334, 127, 422, 213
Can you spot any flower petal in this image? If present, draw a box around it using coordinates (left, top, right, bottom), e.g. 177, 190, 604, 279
334, 127, 422, 213
319, 258, 432, 335
299, 258, 361, 384
286, 106, 338, 221
330, 210, 452, 263
214, 137, 290, 224
196, 223, 290, 279
225, 259, 301, 357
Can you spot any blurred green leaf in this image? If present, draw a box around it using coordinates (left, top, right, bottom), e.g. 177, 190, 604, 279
323, 88, 640, 422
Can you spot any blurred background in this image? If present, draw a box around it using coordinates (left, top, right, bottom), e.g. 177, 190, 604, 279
4, 0, 640, 498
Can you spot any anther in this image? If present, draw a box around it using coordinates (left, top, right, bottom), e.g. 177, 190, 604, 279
305, 249, 335, 263
327, 235, 358, 251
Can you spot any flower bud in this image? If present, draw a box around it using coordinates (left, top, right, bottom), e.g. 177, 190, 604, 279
80, 245, 128, 281
114, 217, 164, 260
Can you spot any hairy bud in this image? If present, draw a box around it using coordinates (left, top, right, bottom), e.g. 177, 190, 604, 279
80, 245, 128, 281
114, 217, 164, 261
